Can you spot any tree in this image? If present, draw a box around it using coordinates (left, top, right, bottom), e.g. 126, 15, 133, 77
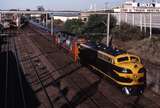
64, 19, 84, 35
83, 14, 117, 41
26, 9, 30, 11
54, 19, 64, 26
63, 14, 117, 41
84, 14, 117, 34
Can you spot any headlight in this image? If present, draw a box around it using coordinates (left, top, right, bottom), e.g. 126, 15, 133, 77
122, 69, 132, 73
122, 69, 128, 73
122, 87, 130, 95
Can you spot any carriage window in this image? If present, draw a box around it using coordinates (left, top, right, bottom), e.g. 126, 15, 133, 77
117, 57, 129, 62
130, 56, 139, 63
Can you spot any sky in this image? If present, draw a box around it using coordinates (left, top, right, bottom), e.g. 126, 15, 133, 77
0, 0, 150, 11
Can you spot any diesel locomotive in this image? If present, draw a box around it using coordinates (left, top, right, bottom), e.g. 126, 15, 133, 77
78, 42, 146, 95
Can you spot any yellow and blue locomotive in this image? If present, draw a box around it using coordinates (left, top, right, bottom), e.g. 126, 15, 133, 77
78, 42, 146, 95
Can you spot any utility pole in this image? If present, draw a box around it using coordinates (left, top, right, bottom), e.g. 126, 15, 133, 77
107, 13, 110, 47
144, 13, 147, 34
51, 16, 54, 36
0, 13, 1, 23
119, 1, 123, 27
140, 13, 143, 32
132, 13, 135, 26
105, 2, 108, 12
46, 13, 48, 27
105, 2, 110, 47
94, 3, 97, 12
16, 14, 20, 27
119, 12, 121, 27
149, 13, 152, 39
125, 13, 128, 23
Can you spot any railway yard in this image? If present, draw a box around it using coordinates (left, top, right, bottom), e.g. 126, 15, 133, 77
0, 23, 160, 108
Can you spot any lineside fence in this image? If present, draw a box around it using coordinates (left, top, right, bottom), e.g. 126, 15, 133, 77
112, 12, 160, 38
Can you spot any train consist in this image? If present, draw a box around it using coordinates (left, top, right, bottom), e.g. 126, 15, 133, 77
31, 21, 146, 95
53, 33, 146, 95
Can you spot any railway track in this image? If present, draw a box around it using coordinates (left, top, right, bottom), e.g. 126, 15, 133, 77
16, 31, 54, 108
28, 26, 116, 107
26, 25, 121, 108
12, 30, 27, 108
29, 26, 128, 108
0, 29, 28, 108
15, 29, 71, 108
4, 30, 10, 108
16, 26, 116, 108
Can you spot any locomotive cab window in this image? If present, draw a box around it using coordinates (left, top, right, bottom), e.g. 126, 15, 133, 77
117, 57, 129, 62
130, 56, 139, 63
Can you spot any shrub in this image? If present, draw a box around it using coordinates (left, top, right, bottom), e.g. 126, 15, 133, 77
112, 22, 145, 41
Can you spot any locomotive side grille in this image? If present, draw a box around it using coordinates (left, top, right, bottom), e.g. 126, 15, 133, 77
112, 73, 133, 83
138, 77, 145, 82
